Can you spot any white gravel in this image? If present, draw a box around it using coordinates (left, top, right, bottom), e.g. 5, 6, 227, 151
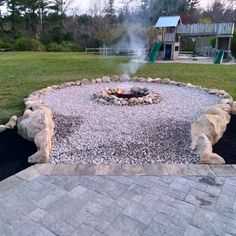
40, 82, 219, 164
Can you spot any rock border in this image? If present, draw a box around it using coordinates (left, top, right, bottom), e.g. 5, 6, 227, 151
9, 74, 234, 164
92, 86, 162, 106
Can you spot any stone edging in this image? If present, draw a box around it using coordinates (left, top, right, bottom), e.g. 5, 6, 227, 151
3, 74, 234, 164
191, 90, 233, 164
12, 164, 236, 182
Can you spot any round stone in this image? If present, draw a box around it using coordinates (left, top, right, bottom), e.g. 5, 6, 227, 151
92, 86, 162, 106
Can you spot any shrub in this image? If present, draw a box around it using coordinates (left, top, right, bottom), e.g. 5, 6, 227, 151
47, 41, 80, 52
47, 42, 69, 52
0, 39, 12, 49
231, 31, 236, 57
211, 38, 216, 48
61, 41, 81, 52
13, 37, 45, 51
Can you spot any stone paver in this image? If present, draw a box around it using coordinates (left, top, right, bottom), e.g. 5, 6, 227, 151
1, 164, 236, 235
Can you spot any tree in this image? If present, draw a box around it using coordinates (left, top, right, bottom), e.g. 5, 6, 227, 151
202, 0, 232, 23
104, 0, 116, 23
22, 0, 41, 37
6, 0, 22, 34
120, 0, 134, 15
0, 0, 5, 31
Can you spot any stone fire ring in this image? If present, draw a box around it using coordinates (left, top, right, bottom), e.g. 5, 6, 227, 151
16, 74, 234, 165
92, 87, 162, 106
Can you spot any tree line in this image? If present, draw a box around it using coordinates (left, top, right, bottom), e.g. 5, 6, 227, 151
0, 0, 235, 51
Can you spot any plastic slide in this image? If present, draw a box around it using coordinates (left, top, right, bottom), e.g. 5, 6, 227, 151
214, 50, 225, 64
147, 41, 162, 63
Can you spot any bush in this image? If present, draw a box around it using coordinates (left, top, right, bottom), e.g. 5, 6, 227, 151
0, 39, 12, 49
231, 31, 236, 57
13, 37, 45, 51
47, 41, 80, 52
61, 41, 81, 52
47, 42, 67, 52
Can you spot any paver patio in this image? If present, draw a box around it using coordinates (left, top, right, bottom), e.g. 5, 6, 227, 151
0, 164, 236, 236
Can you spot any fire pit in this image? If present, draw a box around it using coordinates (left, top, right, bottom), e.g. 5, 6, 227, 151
92, 86, 162, 106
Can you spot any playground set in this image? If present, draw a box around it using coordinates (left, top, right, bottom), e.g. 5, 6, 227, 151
148, 16, 235, 64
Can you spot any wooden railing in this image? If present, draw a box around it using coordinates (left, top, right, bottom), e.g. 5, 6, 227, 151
164, 33, 176, 42
177, 23, 234, 37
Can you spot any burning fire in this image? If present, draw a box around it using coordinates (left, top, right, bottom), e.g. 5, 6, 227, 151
117, 87, 131, 95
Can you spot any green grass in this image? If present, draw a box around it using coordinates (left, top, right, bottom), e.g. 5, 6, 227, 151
0, 52, 236, 124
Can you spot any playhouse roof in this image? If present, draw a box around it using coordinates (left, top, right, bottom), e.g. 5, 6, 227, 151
155, 16, 182, 28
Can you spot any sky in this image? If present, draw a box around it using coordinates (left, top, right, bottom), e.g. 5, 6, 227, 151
76, 0, 214, 13
0, 0, 216, 15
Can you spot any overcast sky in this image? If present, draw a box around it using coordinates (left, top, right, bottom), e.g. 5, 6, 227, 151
76, 0, 214, 13
0, 0, 216, 15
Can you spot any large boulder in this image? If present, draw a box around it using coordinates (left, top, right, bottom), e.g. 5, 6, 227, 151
204, 106, 231, 124
191, 114, 227, 145
232, 101, 236, 115
25, 100, 44, 110
28, 150, 49, 163
28, 128, 53, 163
18, 109, 54, 142
192, 133, 212, 156
0, 125, 6, 133
211, 103, 231, 113
199, 153, 225, 164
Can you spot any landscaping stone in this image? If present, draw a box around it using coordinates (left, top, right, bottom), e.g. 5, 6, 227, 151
161, 78, 171, 84
209, 103, 231, 113
101, 76, 111, 83
232, 101, 236, 115
191, 114, 227, 145
146, 78, 153, 83
219, 98, 233, 105
111, 75, 119, 82
5, 115, 17, 129
119, 74, 131, 82
80, 79, 90, 85
18, 109, 53, 142
204, 106, 230, 124
199, 153, 225, 164
95, 78, 102, 83
0, 125, 6, 133
23, 109, 33, 117
192, 133, 212, 156
30, 128, 53, 163
92, 86, 162, 106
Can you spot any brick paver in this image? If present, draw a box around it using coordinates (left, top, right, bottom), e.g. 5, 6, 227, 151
0, 164, 236, 235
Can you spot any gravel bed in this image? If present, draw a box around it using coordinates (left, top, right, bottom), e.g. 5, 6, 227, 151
41, 82, 219, 164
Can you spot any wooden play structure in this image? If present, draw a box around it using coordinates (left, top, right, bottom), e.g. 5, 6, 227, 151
148, 16, 235, 63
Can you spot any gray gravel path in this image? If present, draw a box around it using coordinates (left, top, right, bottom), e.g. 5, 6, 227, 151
41, 82, 219, 164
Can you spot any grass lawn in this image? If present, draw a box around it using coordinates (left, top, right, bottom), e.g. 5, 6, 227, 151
0, 52, 236, 124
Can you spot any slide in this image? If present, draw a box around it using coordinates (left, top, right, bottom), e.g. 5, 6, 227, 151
214, 50, 224, 64
147, 41, 162, 63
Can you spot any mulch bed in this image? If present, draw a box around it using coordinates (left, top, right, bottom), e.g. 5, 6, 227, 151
213, 115, 236, 164
0, 128, 36, 181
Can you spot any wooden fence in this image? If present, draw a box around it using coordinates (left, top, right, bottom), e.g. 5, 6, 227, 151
85, 48, 147, 56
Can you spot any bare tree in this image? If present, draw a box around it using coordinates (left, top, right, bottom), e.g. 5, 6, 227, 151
204, 0, 233, 22
120, 0, 135, 14
89, 0, 105, 16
